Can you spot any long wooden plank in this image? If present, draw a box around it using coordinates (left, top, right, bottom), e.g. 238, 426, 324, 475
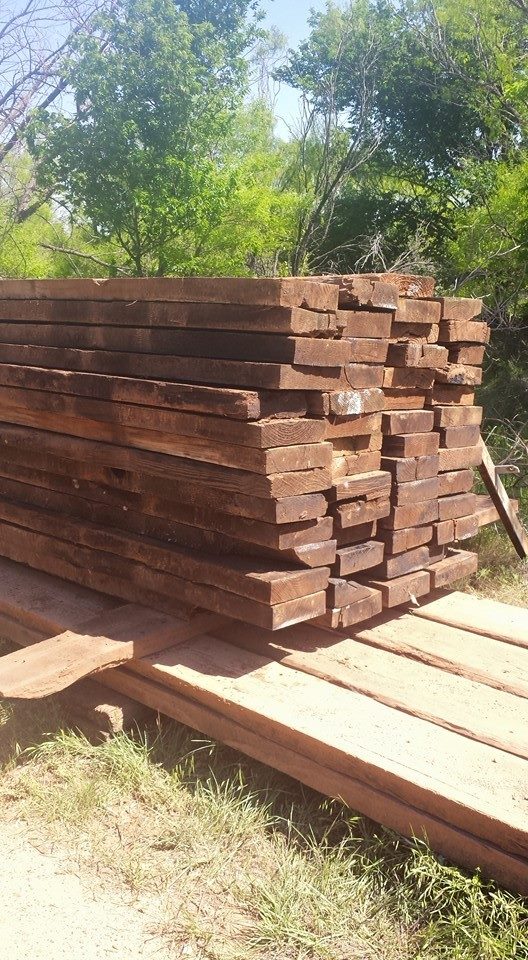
0, 277, 339, 311
478, 439, 528, 559
0, 424, 332, 498
0, 520, 327, 629
0, 324, 349, 367
0, 474, 333, 553
106, 665, 528, 895
0, 402, 332, 474
0, 299, 339, 336
0, 363, 307, 421
216, 620, 528, 760
0, 555, 117, 633
133, 635, 528, 858
0, 498, 330, 605
0, 555, 526, 893
411, 591, 528, 650
0, 385, 323, 449
353, 612, 528, 699
0, 458, 327, 525
0, 343, 348, 391
0, 604, 221, 699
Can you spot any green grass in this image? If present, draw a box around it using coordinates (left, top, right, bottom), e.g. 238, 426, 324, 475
1, 705, 527, 959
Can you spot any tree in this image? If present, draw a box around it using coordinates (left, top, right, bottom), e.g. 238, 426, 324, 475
282, 0, 528, 292
1, 0, 109, 221
277, 1, 384, 274
30, 0, 258, 275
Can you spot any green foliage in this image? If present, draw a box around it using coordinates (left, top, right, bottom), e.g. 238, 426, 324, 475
30, 0, 258, 276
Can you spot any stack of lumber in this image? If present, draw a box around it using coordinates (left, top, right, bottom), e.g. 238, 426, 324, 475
430, 297, 488, 574
312, 276, 392, 628
310, 275, 488, 613
0, 277, 360, 631
0, 273, 489, 632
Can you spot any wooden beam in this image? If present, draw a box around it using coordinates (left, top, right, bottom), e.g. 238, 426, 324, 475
0, 604, 223, 699
478, 438, 528, 559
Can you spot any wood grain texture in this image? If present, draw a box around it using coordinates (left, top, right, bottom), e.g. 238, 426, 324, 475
0, 362, 307, 420
0, 604, 222, 699
0, 299, 339, 336
0, 277, 339, 311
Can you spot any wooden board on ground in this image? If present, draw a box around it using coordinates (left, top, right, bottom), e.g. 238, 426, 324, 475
0, 604, 224, 699
410, 590, 528, 650
0, 556, 527, 893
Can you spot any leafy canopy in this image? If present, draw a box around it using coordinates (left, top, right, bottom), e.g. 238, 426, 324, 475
30, 0, 258, 275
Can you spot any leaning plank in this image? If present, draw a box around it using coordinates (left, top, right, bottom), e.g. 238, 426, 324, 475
0, 343, 348, 391
0, 603, 220, 699
216, 620, 528, 760
0, 364, 307, 421
411, 591, 528, 651
132, 635, 528, 858
0, 300, 339, 336
105, 665, 528, 895
0, 277, 339, 311
478, 438, 528, 559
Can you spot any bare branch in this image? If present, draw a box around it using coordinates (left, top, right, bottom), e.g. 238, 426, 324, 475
39, 241, 130, 274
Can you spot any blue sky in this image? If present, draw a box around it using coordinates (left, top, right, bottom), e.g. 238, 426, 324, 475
260, 0, 328, 130
262, 0, 327, 46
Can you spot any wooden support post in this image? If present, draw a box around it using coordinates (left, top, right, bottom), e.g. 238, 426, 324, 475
478, 438, 528, 560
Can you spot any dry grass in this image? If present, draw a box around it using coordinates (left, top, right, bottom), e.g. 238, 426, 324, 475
465, 525, 528, 607
1, 697, 527, 959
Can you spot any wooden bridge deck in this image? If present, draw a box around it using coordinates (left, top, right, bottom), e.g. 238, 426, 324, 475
0, 555, 526, 894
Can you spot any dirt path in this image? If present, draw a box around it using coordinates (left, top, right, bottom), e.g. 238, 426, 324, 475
0, 819, 175, 960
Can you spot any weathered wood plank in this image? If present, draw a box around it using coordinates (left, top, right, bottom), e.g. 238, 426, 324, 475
478, 439, 528, 559
0, 363, 307, 420
134, 634, 528, 858
411, 590, 528, 650
0, 458, 327, 525
216, 620, 528, 760
0, 342, 348, 391
0, 403, 333, 475
0, 277, 339, 311
0, 299, 339, 336
0, 423, 332, 498
0, 323, 350, 366
0, 604, 221, 699
0, 385, 323, 448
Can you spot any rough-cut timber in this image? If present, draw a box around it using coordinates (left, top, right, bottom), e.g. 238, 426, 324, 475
2, 556, 528, 893
0, 277, 340, 311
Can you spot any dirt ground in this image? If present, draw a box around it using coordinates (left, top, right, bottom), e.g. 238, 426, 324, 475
0, 818, 176, 960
